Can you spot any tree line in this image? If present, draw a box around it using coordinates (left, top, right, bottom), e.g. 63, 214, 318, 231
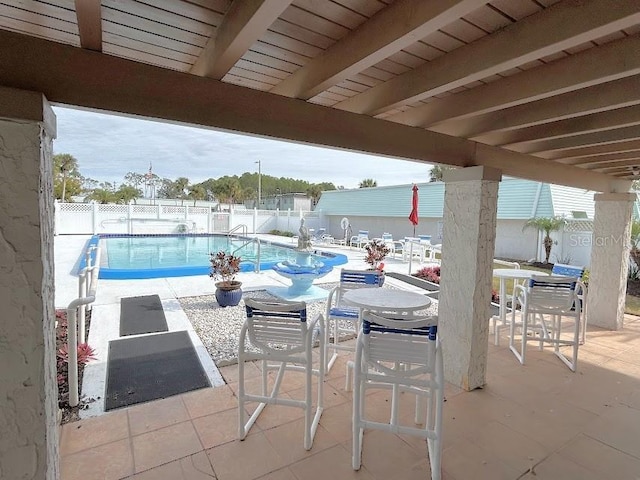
53, 153, 339, 205
53, 153, 453, 206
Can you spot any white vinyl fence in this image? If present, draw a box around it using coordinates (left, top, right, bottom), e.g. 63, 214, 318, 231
55, 202, 325, 236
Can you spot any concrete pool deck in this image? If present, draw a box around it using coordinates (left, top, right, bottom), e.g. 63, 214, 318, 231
54, 234, 437, 418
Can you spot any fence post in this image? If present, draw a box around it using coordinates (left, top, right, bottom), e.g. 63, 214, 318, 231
207, 209, 212, 233
287, 208, 291, 232
92, 202, 99, 234
229, 205, 234, 233
54, 200, 59, 236
127, 202, 133, 234
253, 207, 258, 234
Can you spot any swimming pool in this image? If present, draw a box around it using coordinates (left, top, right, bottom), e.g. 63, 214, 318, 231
83, 234, 348, 279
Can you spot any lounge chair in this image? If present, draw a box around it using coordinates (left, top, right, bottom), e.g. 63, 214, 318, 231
349, 230, 370, 249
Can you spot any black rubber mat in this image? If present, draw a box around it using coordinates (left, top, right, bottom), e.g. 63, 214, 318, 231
105, 331, 210, 411
119, 294, 168, 336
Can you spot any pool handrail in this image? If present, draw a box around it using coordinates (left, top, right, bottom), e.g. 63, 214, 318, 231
228, 224, 248, 237
67, 244, 101, 407
233, 237, 261, 273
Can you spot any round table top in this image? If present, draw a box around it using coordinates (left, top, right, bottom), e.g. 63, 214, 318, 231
343, 288, 431, 311
493, 268, 550, 279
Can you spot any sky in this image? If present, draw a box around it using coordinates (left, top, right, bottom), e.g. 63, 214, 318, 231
51, 106, 434, 189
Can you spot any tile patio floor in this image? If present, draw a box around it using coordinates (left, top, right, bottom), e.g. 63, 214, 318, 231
60, 316, 640, 480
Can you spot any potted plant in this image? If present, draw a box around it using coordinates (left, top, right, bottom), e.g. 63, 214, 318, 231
364, 238, 390, 285
209, 250, 243, 307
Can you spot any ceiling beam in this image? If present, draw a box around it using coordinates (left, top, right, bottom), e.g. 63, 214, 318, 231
518, 125, 640, 155
481, 104, 640, 147
595, 162, 640, 173
388, 34, 640, 128
472, 143, 630, 192
74, 0, 102, 52
269, 0, 489, 99
559, 151, 640, 166
431, 75, 640, 138
539, 139, 640, 160
0, 30, 625, 193
334, 0, 640, 116
190, 0, 291, 79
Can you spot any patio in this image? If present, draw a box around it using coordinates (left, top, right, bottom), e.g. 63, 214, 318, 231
59, 314, 640, 480
49, 234, 640, 479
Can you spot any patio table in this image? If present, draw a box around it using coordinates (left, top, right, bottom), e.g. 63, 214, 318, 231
492, 268, 550, 337
343, 288, 431, 314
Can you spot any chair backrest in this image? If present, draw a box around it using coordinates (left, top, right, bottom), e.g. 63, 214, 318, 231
336, 269, 383, 301
382, 233, 393, 241
317, 227, 326, 236
358, 230, 369, 239
418, 234, 432, 244
244, 298, 309, 354
360, 310, 439, 377
552, 263, 585, 278
527, 275, 579, 312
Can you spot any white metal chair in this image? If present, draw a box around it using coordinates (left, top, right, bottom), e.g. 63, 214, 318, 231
350, 230, 370, 249
509, 275, 582, 371
552, 263, 588, 344
401, 237, 426, 263
325, 269, 383, 372
490, 260, 520, 346
381, 232, 396, 257
238, 299, 325, 450
352, 310, 443, 480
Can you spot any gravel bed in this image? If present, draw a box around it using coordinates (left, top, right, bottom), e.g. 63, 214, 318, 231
179, 282, 438, 367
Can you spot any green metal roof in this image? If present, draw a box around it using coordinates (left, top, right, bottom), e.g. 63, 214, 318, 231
315, 178, 596, 220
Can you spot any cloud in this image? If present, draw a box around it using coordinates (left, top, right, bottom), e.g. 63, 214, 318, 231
52, 106, 434, 188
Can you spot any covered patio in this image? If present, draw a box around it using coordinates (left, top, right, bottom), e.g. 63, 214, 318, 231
60, 319, 640, 479
2, 1, 640, 479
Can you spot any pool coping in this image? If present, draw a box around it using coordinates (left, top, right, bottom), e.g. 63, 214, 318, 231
82, 234, 348, 279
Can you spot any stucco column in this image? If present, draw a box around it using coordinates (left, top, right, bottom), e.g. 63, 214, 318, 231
587, 192, 635, 330
0, 88, 58, 479
439, 166, 501, 390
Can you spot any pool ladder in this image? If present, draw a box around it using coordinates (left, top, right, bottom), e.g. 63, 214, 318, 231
229, 225, 261, 273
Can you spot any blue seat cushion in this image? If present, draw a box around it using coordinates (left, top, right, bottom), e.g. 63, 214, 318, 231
328, 307, 359, 319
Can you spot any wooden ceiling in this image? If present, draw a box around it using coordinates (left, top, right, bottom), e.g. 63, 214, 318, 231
1, 0, 640, 191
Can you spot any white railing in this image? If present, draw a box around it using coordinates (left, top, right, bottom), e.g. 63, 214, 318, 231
66, 244, 101, 407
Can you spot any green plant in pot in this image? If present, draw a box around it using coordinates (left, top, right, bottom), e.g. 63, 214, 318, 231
364, 238, 390, 286
209, 251, 243, 307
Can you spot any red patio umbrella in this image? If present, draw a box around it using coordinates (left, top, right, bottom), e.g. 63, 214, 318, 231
409, 184, 419, 236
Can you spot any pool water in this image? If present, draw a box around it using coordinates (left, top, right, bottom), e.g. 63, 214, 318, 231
86, 234, 347, 279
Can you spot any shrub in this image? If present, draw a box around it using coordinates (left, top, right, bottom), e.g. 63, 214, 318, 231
269, 229, 295, 237
209, 251, 242, 286
57, 343, 97, 366
364, 238, 390, 270
414, 266, 441, 283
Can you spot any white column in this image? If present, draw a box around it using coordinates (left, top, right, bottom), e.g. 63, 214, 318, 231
439, 166, 501, 391
0, 89, 58, 479
587, 193, 635, 330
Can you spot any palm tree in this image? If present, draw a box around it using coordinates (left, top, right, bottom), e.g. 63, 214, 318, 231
306, 185, 322, 206
53, 153, 80, 201
359, 178, 377, 188
429, 164, 454, 182
523, 216, 567, 264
